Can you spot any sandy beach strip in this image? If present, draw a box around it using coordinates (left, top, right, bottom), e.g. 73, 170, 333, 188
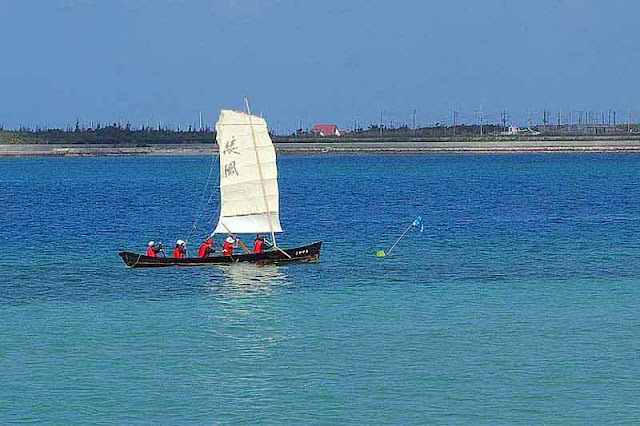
2, 140, 640, 157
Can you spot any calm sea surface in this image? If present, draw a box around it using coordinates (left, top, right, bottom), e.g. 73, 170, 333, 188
1, 154, 639, 423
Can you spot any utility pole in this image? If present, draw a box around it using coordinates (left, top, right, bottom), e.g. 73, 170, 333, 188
452, 110, 459, 136
476, 104, 484, 136
500, 109, 508, 130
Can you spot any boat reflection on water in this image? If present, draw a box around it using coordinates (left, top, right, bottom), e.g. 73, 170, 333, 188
203, 262, 291, 297
197, 263, 295, 361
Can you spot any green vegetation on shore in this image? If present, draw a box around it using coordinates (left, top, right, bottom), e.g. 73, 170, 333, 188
2, 122, 640, 145
0, 126, 215, 145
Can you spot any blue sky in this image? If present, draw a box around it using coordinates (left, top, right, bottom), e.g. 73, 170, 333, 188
1, 0, 639, 132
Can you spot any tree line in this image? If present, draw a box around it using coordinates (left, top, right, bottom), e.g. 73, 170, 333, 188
2, 121, 640, 145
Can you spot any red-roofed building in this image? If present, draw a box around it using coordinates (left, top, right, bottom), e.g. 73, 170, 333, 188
311, 124, 342, 137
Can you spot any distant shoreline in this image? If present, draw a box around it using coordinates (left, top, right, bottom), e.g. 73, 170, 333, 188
2, 140, 640, 157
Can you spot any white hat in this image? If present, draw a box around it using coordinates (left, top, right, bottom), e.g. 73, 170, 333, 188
226, 236, 234, 244
148, 241, 155, 247
176, 239, 185, 246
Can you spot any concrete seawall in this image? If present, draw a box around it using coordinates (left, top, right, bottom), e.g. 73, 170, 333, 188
2, 140, 640, 157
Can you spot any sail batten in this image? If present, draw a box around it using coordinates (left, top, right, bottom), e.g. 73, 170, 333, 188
213, 110, 283, 235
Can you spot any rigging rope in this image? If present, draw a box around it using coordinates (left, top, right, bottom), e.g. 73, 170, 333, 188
186, 152, 218, 244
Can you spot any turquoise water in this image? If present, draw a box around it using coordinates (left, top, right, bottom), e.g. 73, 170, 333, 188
1, 154, 639, 423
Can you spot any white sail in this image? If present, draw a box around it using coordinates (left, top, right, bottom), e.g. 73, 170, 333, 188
213, 109, 283, 235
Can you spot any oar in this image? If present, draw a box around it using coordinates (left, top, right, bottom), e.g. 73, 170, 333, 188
218, 223, 252, 254
236, 239, 252, 254
263, 236, 292, 259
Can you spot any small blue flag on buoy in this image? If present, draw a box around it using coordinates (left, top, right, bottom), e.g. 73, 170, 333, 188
412, 216, 424, 232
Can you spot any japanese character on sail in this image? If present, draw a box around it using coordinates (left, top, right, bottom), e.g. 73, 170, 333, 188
224, 137, 240, 155
224, 160, 239, 178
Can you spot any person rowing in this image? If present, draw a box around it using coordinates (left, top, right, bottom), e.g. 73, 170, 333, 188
198, 237, 215, 258
253, 234, 272, 254
146, 241, 165, 257
173, 239, 187, 258
222, 236, 237, 256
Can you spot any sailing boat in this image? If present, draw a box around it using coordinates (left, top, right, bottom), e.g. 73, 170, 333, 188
119, 104, 322, 268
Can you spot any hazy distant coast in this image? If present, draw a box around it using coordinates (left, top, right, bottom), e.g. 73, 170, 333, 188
3, 139, 640, 157
4, 123, 640, 156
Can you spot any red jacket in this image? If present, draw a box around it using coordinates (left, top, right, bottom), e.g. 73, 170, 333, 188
146, 247, 157, 257
222, 242, 233, 256
174, 245, 186, 258
198, 241, 213, 258
254, 239, 264, 254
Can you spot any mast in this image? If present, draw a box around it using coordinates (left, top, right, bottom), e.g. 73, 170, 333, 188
244, 97, 278, 248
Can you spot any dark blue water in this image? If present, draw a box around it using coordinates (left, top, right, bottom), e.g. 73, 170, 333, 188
1, 154, 639, 423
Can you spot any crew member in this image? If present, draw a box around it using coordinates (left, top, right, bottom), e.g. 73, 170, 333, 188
253, 234, 271, 254
174, 240, 187, 258
222, 236, 236, 256
198, 237, 215, 258
146, 241, 158, 257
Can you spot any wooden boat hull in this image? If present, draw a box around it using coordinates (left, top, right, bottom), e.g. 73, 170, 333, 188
119, 241, 322, 268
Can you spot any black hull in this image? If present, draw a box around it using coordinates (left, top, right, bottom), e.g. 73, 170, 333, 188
119, 241, 322, 268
